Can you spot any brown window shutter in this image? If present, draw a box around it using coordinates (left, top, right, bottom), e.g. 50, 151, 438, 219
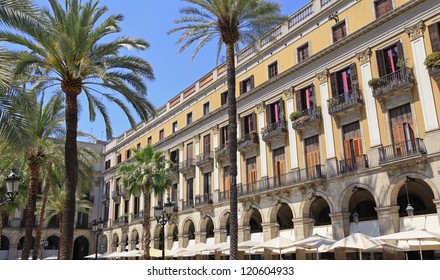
428, 22, 440, 52
329, 72, 338, 97
250, 75, 255, 89
219, 127, 224, 146
278, 97, 285, 121
295, 90, 302, 112
240, 117, 245, 137
266, 104, 272, 125
252, 112, 257, 131
376, 49, 386, 78
310, 85, 315, 107
396, 41, 404, 61
239, 81, 244, 95
350, 63, 358, 85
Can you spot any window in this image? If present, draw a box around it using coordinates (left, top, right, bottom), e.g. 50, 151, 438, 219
187, 112, 193, 125
203, 102, 210, 116
221, 91, 228, 105
186, 142, 193, 161
203, 134, 211, 154
223, 166, 230, 193
240, 113, 257, 136
246, 157, 257, 191
330, 63, 358, 97
170, 149, 179, 164
239, 75, 254, 95
159, 129, 164, 140
134, 196, 140, 215
295, 85, 315, 114
172, 121, 178, 133
265, 98, 285, 125
136, 143, 141, 149
342, 122, 364, 171
268, 62, 278, 79
219, 125, 228, 147
297, 43, 309, 63
376, 42, 404, 77
203, 172, 211, 195
186, 178, 194, 203
332, 20, 346, 43
428, 21, 440, 52
105, 181, 110, 196
273, 147, 286, 187
126, 149, 131, 159
114, 203, 120, 220
105, 159, 111, 170
389, 104, 415, 155
171, 184, 178, 204
117, 154, 122, 164
147, 136, 152, 146
374, 0, 393, 18
305, 135, 321, 178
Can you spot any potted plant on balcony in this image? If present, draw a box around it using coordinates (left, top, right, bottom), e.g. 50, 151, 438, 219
289, 111, 302, 121
368, 78, 380, 88
425, 52, 440, 82
329, 98, 340, 110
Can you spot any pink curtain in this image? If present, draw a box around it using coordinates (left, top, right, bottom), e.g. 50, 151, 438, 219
306, 89, 310, 109
388, 49, 395, 73
274, 103, 279, 122
342, 71, 349, 93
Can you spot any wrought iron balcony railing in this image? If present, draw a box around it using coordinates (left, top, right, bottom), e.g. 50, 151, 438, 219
327, 88, 363, 116
339, 154, 369, 174
291, 106, 321, 131
261, 120, 288, 143
238, 133, 259, 153
195, 193, 213, 207
378, 138, 426, 164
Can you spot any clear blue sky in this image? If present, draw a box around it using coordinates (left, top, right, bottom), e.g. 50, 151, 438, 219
35, 0, 311, 141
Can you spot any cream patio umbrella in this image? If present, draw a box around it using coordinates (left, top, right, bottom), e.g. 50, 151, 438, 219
326, 232, 385, 260
289, 234, 336, 260
251, 236, 296, 260
373, 229, 440, 260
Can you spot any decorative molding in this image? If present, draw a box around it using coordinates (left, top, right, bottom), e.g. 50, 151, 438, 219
195, 135, 200, 144
283, 86, 295, 100
355, 48, 371, 65
257, 102, 265, 113
213, 125, 218, 135
405, 21, 425, 41
179, 143, 184, 150
316, 69, 329, 85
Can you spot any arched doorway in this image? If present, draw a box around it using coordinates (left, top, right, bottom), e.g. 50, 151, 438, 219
73, 236, 89, 260
0, 235, 10, 260
183, 219, 195, 248
121, 231, 128, 252
397, 178, 436, 217
112, 233, 119, 252
349, 187, 377, 224
276, 203, 294, 230
131, 230, 139, 251
310, 197, 331, 226
248, 208, 263, 234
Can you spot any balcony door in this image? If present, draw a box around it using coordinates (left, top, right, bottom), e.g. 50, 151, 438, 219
305, 135, 320, 178
186, 142, 193, 163
223, 166, 230, 194
390, 104, 415, 155
246, 157, 257, 192
203, 134, 211, 155
342, 122, 363, 171
273, 147, 286, 187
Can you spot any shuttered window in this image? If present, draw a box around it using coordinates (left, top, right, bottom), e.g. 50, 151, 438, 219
246, 157, 257, 191
389, 104, 415, 154
203, 134, 211, 154
297, 43, 309, 63
332, 20, 347, 43
241, 112, 257, 136
186, 178, 194, 202
266, 98, 285, 125
295, 85, 315, 113
223, 166, 230, 193
428, 22, 440, 52
219, 126, 228, 146
186, 142, 193, 161
221, 91, 228, 105
374, 0, 393, 18
240, 75, 255, 95
376, 42, 404, 77
273, 147, 286, 187
330, 63, 358, 97
342, 122, 363, 170
305, 135, 320, 178
268, 62, 278, 79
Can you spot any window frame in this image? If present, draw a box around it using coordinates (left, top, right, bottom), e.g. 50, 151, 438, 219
268, 61, 278, 79
297, 42, 310, 63
203, 102, 210, 116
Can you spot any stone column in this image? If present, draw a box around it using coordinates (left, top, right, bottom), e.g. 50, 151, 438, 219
292, 218, 309, 241
375, 206, 400, 235
8, 244, 17, 260
317, 70, 337, 176
329, 212, 350, 240
262, 222, 278, 240
284, 87, 299, 170
238, 225, 249, 243
257, 102, 268, 178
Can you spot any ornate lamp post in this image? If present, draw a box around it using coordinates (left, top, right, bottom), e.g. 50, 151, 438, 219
154, 197, 175, 260
404, 176, 415, 217
0, 169, 20, 206
92, 218, 104, 260
40, 238, 48, 260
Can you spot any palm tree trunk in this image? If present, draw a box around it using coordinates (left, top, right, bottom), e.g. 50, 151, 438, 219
60, 92, 79, 260
226, 42, 238, 260
0, 206, 3, 249
32, 180, 50, 260
21, 163, 39, 260
142, 182, 151, 260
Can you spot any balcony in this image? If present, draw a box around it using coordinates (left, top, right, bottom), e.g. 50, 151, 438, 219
339, 155, 369, 174
101, 193, 110, 201
291, 106, 321, 132
238, 165, 326, 197
195, 193, 213, 207
378, 138, 426, 165
371, 67, 414, 108
179, 158, 195, 176
328, 89, 363, 118
182, 200, 195, 210
428, 66, 440, 84
114, 215, 128, 226
196, 152, 214, 169
261, 120, 288, 145
237, 133, 259, 154
132, 212, 143, 221
215, 143, 229, 163
218, 190, 230, 202
111, 188, 121, 202
165, 164, 179, 183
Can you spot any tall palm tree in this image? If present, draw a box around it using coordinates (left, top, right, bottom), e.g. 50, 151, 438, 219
169, 0, 285, 259
0, 92, 65, 260
0, 0, 156, 259
118, 146, 171, 260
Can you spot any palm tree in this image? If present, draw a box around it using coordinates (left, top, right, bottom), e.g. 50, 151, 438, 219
118, 146, 171, 260
0, 0, 156, 259
0, 92, 65, 260
169, 0, 285, 259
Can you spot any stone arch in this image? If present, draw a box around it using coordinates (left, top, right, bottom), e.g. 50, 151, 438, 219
339, 183, 380, 213
302, 195, 332, 226
388, 173, 440, 205
1, 235, 10, 250
182, 218, 196, 241
17, 236, 35, 250
167, 222, 179, 242
153, 224, 163, 250
218, 211, 230, 242
199, 215, 215, 238
73, 235, 89, 260
111, 233, 119, 252
243, 207, 263, 233
269, 202, 294, 230
348, 187, 378, 223
46, 235, 60, 250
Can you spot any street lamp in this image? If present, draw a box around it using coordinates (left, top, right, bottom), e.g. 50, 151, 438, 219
404, 176, 415, 217
352, 210, 360, 225
154, 197, 175, 260
92, 218, 104, 260
40, 238, 48, 260
0, 169, 20, 206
